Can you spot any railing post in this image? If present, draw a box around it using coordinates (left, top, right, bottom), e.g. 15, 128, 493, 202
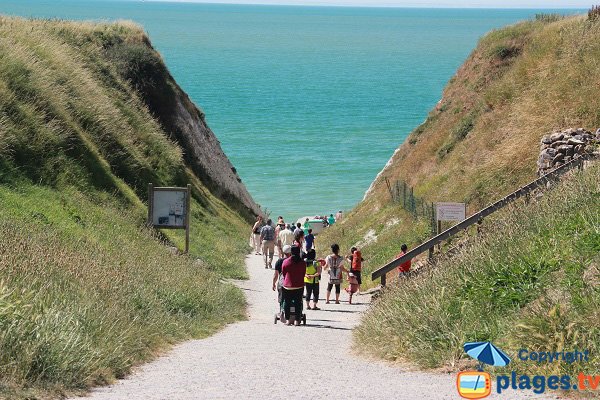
381, 273, 387, 287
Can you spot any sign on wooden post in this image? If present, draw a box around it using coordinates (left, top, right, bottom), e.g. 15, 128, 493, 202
436, 202, 466, 222
148, 183, 192, 253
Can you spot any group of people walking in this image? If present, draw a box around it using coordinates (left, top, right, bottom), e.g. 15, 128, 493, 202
271, 242, 363, 326
251, 214, 411, 326
252, 215, 361, 326
251, 216, 319, 269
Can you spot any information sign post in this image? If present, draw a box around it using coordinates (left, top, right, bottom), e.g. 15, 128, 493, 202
147, 183, 192, 253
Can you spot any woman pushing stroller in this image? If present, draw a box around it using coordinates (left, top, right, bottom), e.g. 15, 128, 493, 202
281, 245, 307, 326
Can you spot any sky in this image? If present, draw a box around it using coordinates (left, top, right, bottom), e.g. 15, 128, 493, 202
152, 0, 590, 8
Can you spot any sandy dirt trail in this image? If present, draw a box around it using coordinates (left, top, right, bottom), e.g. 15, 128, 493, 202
75, 254, 552, 400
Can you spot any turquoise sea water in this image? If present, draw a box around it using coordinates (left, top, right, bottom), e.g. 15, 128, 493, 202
1, 1, 583, 220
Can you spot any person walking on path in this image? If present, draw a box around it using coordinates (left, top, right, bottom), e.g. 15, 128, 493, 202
347, 247, 363, 294
251, 216, 263, 255
303, 218, 311, 234
293, 229, 307, 261
278, 224, 294, 256
281, 245, 307, 326
396, 244, 412, 280
274, 221, 285, 258
304, 249, 321, 310
323, 244, 347, 304
260, 219, 276, 268
294, 222, 303, 236
272, 245, 292, 323
305, 229, 315, 252
345, 273, 359, 305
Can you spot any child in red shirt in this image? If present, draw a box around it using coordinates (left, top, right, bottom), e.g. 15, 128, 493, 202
396, 244, 411, 279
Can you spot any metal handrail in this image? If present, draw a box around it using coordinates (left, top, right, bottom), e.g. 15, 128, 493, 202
372, 153, 598, 285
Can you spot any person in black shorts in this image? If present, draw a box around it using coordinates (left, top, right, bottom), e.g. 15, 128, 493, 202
324, 244, 348, 304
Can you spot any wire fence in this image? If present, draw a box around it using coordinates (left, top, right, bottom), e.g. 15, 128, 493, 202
384, 178, 434, 222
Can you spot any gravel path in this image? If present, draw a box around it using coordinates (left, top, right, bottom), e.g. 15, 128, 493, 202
74, 254, 555, 399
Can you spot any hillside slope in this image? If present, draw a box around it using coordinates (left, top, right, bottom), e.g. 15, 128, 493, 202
317, 12, 600, 380
0, 17, 256, 398
322, 14, 600, 283
356, 163, 600, 377
368, 14, 600, 207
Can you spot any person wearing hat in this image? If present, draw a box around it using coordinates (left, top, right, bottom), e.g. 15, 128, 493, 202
272, 245, 292, 322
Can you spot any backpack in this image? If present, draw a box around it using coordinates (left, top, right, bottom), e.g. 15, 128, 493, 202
328, 256, 342, 284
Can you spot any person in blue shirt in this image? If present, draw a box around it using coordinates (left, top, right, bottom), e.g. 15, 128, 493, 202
305, 229, 315, 252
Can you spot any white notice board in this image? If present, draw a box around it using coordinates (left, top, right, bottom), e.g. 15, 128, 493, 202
148, 184, 191, 253
152, 190, 187, 227
436, 202, 466, 222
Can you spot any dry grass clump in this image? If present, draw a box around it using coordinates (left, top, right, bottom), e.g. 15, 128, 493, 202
355, 164, 600, 376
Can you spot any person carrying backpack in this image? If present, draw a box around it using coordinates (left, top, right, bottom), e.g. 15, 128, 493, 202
348, 247, 364, 294
323, 244, 347, 304
304, 249, 321, 310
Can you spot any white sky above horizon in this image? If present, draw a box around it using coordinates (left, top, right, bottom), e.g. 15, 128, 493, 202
148, 0, 590, 8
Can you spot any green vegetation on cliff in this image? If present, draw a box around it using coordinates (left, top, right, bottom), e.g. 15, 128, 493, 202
356, 164, 600, 376
320, 14, 600, 375
0, 17, 252, 398
323, 13, 600, 286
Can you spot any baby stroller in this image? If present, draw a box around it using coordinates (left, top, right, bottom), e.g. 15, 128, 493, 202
274, 292, 306, 325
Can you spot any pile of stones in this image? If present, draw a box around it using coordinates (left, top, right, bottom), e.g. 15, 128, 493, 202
537, 128, 600, 175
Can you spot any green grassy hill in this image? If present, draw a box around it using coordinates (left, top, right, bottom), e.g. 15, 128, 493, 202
319, 13, 600, 376
356, 163, 600, 376
0, 17, 255, 398
323, 13, 600, 285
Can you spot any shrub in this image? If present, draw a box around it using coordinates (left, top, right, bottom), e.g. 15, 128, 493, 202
589, 5, 600, 21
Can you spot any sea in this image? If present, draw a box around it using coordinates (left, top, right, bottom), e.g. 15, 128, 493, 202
0, 1, 583, 221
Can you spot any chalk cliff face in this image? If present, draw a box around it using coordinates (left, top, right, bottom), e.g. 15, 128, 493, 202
168, 93, 261, 217
105, 34, 261, 218
0, 18, 260, 220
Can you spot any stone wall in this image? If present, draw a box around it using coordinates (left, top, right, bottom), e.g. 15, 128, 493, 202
537, 128, 600, 175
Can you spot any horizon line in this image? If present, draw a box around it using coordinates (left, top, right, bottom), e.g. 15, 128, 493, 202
142, 1, 588, 10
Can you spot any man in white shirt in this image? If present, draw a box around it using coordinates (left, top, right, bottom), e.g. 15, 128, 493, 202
277, 224, 294, 258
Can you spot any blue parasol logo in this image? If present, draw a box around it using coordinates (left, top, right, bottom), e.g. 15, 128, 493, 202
464, 341, 511, 369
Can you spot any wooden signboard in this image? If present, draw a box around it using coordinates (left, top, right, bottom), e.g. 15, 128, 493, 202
436, 202, 466, 222
148, 184, 191, 253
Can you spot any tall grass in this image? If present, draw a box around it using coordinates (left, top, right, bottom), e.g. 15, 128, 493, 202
0, 17, 252, 398
0, 185, 246, 397
355, 164, 600, 376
